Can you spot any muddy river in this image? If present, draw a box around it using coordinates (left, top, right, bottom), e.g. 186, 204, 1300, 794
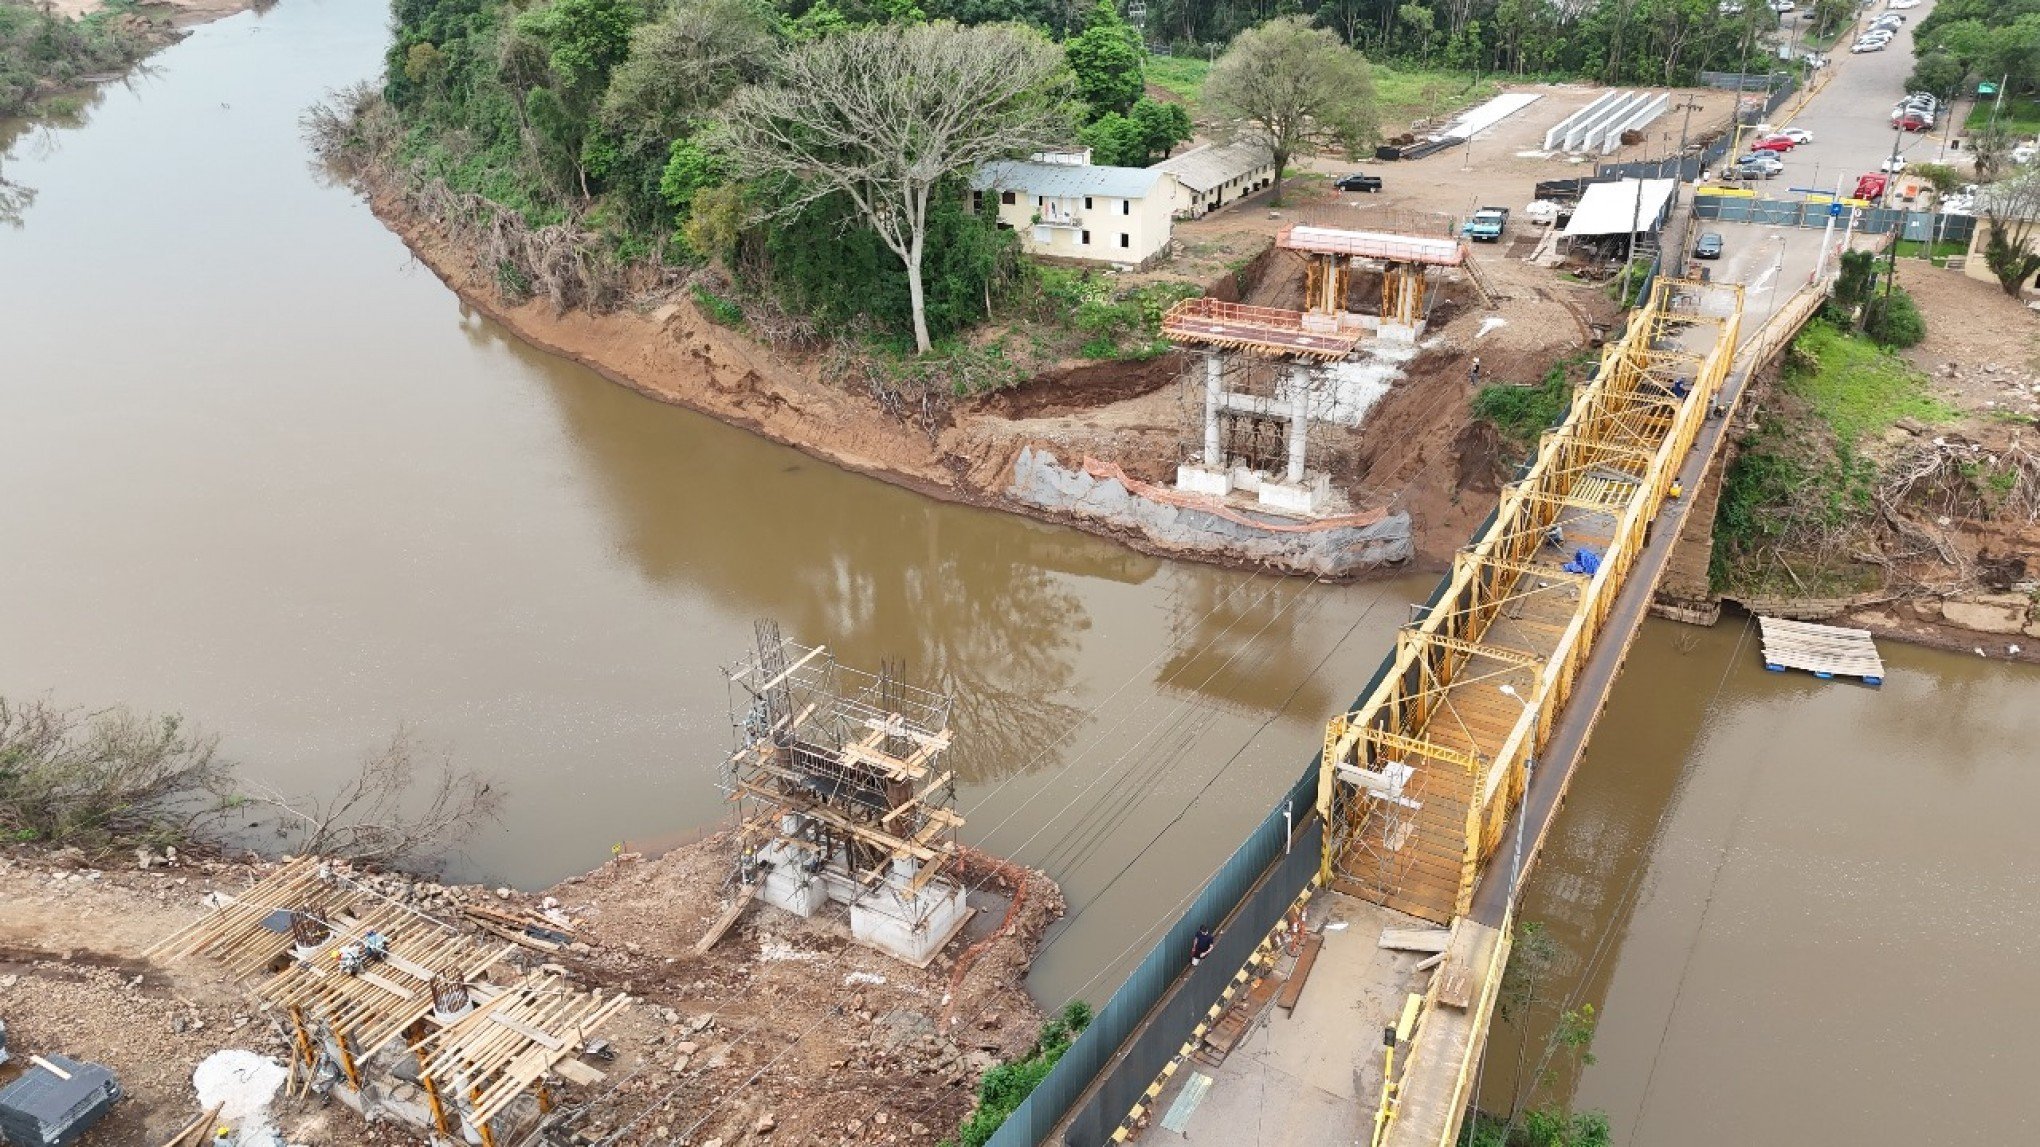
4, 4, 2038, 1141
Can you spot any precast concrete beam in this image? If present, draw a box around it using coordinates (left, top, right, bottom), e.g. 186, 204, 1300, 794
1597, 92, 1670, 155
1544, 90, 1625, 151
1570, 92, 1646, 152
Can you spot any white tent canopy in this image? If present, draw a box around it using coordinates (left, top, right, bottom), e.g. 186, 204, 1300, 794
1562, 178, 1676, 237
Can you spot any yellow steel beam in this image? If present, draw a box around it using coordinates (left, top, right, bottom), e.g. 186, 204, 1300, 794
1402, 629, 1546, 669
1356, 726, 1485, 774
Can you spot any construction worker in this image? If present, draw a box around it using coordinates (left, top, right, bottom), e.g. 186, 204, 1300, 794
1469, 356, 1482, 384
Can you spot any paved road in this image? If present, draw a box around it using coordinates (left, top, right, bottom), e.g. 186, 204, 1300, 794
1686, 0, 1949, 329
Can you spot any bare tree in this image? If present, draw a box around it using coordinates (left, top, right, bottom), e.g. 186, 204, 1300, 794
0, 697, 229, 849
716, 21, 1073, 354
1981, 168, 2040, 297
1201, 16, 1377, 207
233, 730, 504, 868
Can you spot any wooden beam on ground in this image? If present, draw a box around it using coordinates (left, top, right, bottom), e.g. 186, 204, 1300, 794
1276, 933, 1324, 1011
693, 884, 758, 955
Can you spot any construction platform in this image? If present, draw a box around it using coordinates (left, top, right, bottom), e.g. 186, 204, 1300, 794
1159, 298, 1362, 360
1275, 225, 1467, 265
1758, 615, 1885, 686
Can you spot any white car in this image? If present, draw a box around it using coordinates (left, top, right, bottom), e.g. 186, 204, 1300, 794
1879, 155, 1908, 173
1888, 0, 1919, 7
2015, 144, 2038, 165
1777, 128, 1814, 144
1851, 39, 1886, 52
1768, 0, 1794, 11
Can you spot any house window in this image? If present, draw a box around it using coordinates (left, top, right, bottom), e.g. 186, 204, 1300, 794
1001, 191, 1016, 206
1121, 199, 1131, 216
1081, 230, 1091, 245
1084, 196, 1094, 209
1119, 233, 1130, 248
972, 191, 983, 213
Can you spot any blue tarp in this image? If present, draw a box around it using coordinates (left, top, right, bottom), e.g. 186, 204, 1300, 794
1562, 549, 1603, 576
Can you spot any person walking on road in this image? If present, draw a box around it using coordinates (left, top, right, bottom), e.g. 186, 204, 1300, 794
1191, 925, 1216, 966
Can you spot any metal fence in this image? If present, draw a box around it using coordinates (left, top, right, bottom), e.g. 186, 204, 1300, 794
1694, 195, 1976, 243
1698, 70, 1793, 91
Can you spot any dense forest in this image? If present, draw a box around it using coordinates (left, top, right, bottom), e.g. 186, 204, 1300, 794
1906, 0, 2040, 101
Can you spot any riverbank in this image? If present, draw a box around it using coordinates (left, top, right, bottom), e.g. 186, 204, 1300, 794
0, 834, 1063, 1145
1, 0, 262, 124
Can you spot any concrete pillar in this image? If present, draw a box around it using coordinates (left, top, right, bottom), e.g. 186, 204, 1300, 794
1204, 354, 1224, 466
1284, 366, 1311, 484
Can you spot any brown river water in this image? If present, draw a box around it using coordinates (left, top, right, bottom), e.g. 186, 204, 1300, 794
3, 5, 2037, 1140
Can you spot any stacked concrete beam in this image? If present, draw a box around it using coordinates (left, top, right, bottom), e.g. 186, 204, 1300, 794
1563, 92, 1649, 152
1592, 92, 1670, 154
1543, 91, 1625, 151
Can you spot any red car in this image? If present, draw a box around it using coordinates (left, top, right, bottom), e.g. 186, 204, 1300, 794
1750, 135, 1796, 153
1899, 113, 1932, 132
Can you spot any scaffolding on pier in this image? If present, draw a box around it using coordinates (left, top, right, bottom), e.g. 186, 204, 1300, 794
720, 621, 971, 965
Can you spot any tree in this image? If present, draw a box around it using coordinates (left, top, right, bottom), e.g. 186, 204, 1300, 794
1981, 169, 2040, 296
1201, 16, 1377, 206
1079, 110, 1145, 165
717, 22, 1073, 353
1065, 0, 1144, 119
1911, 162, 1963, 196
1131, 97, 1192, 159
1973, 121, 2015, 181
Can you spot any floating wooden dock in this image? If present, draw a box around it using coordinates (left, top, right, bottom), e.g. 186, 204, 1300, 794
1757, 616, 1884, 685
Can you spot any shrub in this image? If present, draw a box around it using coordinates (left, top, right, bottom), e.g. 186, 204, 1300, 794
1861, 288, 1925, 349
949, 1000, 1093, 1147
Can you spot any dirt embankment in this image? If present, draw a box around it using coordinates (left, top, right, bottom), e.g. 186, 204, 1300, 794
1718, 268, 2040, 659
0, 834, 1064, 1146
368, 164, 1609, 577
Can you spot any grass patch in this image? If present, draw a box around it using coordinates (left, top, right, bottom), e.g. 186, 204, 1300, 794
1144, 55, 1209, 107
1781, 319, 1953, 444
689, 283, 744, 327
1892, 236, 1969, 264
1374, 65, 1496, 130
1966, 95, 2040, 136
948, 1002, 1092, 1147
1472, 351, 1596, 453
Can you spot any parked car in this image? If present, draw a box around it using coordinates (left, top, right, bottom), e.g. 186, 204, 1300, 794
2014, 143, 2038, 165
1851, 38, 1887, 53
1768, 0, 1794, 11
1899, 113, 1933, 132
1777, 128, 1814, 144
1888, 0, 1919, 7
1855, 172, 1889, 200
1334, 172, 1383, 192
1737, 153, 1785, 175
1751, 135, 1797, 152
1463, 206, 1511, 241
1693, 231, 1726, 259
1523, 200, 1564, 226
1879, 155, 1908, 173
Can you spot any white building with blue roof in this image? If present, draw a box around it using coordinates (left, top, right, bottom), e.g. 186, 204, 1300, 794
970, 150, 1182, 268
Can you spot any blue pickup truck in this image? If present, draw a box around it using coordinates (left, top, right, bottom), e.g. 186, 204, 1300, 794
1462, 206, 1509, 242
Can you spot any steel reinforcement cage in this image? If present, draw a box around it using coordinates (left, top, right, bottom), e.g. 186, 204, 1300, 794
1316, 277, 1744, 924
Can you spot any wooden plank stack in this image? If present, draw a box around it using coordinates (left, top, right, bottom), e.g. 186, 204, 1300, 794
1758, 615, 1885, 685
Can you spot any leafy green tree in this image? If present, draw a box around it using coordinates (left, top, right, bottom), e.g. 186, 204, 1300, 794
1832, 248, 1878, 313
513, 0, 645, 197
1910, 162, 1962, 196
1973, 121, 2015, 181
1905, 51, 1964, 98
1065, 0, 1144, 119
1079, 110, 1145, 165
1201, 16, 1376, 206
1131, 97, 1192, 159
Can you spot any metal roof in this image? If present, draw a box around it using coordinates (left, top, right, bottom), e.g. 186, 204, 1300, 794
1277, 225, 1466, 266
1151, 139, 1274, 193
1562, 178, 1677, 237
970, 160, 1169, 200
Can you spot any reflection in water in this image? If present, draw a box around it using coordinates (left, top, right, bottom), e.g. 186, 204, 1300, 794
0, 0, 1421, 1013
1489, 618, 2040, 1146
526, 354, 1102, 781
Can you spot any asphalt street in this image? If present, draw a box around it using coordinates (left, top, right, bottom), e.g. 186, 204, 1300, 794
1689, 0, 1950, 329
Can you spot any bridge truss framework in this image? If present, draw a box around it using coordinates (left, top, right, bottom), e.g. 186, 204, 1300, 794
1316, 277, 1745, 924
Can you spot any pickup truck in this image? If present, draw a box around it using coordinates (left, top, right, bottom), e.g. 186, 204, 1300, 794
1463, 206, 1509, 242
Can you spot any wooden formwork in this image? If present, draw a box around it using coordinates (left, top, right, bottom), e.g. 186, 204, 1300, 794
145, 857, 627, 1145
1319, 278, 1744, 923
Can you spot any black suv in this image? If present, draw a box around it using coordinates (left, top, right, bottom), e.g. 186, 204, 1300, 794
1335, 172, 1383, 192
